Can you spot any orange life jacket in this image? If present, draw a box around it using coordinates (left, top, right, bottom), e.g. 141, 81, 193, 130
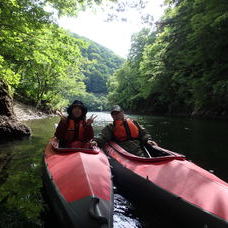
64, 119, 86, 143
113, 119, 140, 141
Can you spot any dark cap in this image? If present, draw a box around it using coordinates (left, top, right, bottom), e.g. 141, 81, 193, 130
67, 100, 87, 117
111, 105, 123, 114
72, 100, 85, 108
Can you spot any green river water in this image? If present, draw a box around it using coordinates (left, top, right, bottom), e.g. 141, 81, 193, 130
0, 112, 227, 228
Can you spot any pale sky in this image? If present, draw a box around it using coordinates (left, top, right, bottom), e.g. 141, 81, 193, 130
58, 1, 165, 58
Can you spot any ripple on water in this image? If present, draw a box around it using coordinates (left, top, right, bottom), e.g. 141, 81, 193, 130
1, 113, 228, 227
114, 194, 142, 228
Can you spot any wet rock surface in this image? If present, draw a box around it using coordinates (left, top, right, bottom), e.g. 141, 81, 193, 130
0, 116, 31, 140
0, 80, 31, 141
0, 80, 15, 118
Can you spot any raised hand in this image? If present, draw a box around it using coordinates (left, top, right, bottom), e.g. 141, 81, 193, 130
147, 140, 158, 146
90, 140, 98, 147
51, 137, 59, 148
56, 110, 64, 118
86, 114, 97, 125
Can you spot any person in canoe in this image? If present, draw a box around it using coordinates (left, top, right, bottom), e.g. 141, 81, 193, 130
91, 105, 157, 157
54, 100, 97, 148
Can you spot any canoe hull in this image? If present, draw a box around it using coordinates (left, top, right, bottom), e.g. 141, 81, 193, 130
43, 141, 113, 228
105, 142, 228, 228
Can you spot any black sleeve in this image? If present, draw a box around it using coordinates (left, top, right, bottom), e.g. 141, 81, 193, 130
133, 120, 152, 144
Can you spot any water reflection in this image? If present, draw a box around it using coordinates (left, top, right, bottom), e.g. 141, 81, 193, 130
0, 112, 228, 227
114, 194, 142, 228
135, 115, 228, 182
0, 141, 43, 227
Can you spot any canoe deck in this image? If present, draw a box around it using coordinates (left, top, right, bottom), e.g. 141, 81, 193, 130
43, 139, 113, 228
104, 141, 228, 228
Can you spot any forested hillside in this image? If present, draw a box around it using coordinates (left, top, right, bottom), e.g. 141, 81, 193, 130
108, 0, 228, 118
70, 34, 124, 110
2, 0, 227, 118
73, 34, 124, 94
0, 0, 123, 112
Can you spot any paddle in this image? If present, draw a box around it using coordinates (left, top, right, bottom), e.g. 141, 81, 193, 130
144, 146, 152, 158
56, 147, 99, 154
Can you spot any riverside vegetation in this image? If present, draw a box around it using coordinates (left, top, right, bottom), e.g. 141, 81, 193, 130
0, 0, 228, 142
1, 0, 227, 121
108, 0, 228, 118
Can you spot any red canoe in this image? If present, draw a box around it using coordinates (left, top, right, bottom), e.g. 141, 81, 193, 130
43, 138, 113, 228
104, 141, 228, 228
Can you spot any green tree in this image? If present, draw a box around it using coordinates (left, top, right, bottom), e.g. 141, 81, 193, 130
109, 0, 228, 117
73, 34, 124, 94
0, 0, 123, 110
15, 25, 87, 109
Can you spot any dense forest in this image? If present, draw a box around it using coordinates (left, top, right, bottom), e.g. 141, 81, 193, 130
71, 34, 124, 110
0, 0, 123, 113
73, 34, 124, 94
1, 0, 227, 118
108, 0, 228, 118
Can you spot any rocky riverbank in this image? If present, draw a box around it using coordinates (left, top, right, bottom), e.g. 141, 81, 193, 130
0, 80, 54, 176
0, 80, 31, 140
14, 101, 52, 121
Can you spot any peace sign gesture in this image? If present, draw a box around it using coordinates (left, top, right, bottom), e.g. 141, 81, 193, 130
86, 114, 97, 125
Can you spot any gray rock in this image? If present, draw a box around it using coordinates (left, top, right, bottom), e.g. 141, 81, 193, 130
0, 80, 31, 141
0, 116, 31, 140
0, 80, 15, 117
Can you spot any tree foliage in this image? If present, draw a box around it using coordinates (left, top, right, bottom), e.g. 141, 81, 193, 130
73, 34, 124, 94
0, 0, 124, 111
14, 25, 87, 110
108, 0, 228, 117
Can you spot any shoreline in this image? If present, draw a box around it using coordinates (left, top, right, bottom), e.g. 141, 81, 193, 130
125, 110, 228, 121
0, 102, 55, 176
14, 101, 55, 121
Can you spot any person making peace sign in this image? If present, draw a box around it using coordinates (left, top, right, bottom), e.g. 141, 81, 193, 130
54, 100, 97, 148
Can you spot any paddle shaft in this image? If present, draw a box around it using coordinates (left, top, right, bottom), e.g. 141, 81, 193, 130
144, 146, 152, 158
